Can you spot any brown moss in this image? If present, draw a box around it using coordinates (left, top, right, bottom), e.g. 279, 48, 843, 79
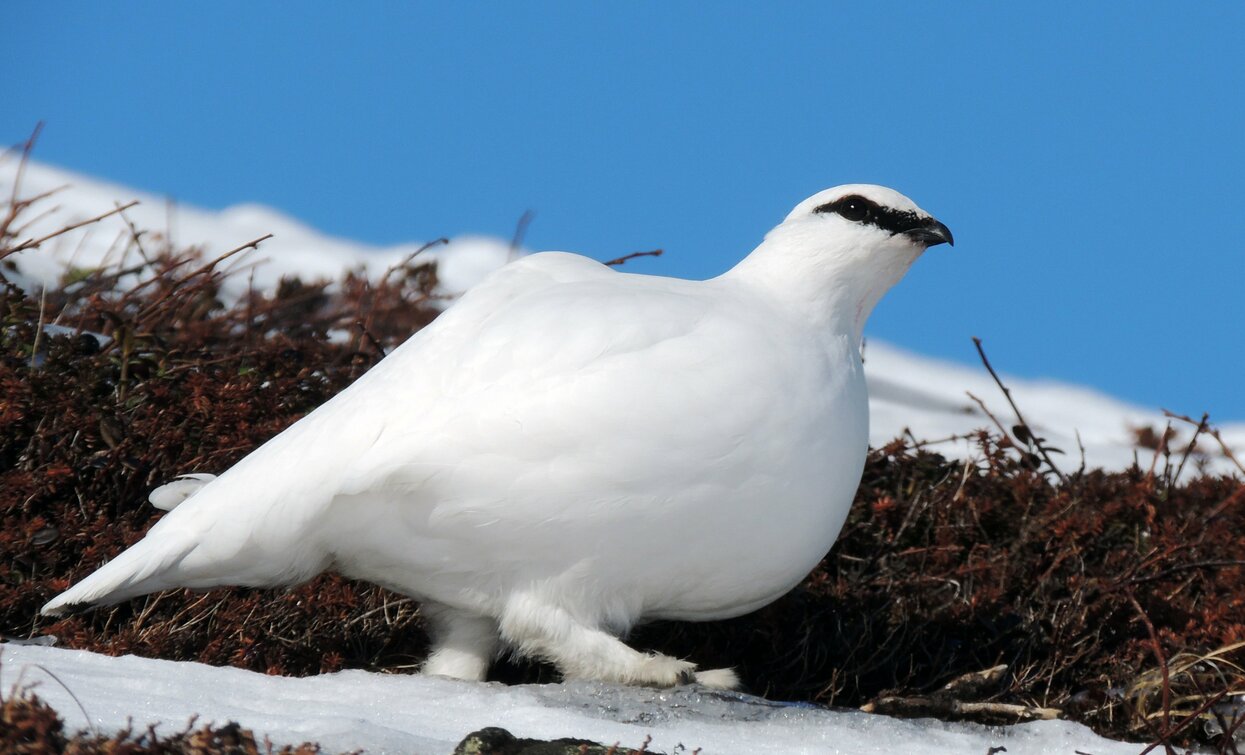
0, 683, 326, 753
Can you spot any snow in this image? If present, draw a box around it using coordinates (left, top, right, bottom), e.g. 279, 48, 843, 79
3, 156, 1242, 477
0, 157, 518, 299
866, 341, 1245, 476
1, 644, 1143, 754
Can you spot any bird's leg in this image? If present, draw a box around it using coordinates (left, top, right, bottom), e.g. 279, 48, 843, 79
499, 598, 739, 689
420, 603, 500, 682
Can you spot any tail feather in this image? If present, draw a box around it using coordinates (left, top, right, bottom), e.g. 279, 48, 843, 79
148, 473, 217, 511
41, 531, 197, 616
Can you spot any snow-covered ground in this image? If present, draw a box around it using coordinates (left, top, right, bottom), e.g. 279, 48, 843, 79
3, 156, 1240, 476
0, 644, 1143, 755
866, 340, 1245, 475
0, 157, 517, 300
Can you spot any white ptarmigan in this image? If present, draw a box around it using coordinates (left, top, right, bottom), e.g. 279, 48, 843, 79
42, 185, 952, 689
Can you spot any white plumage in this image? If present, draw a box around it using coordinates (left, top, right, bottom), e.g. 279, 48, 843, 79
43, 184, 951, 688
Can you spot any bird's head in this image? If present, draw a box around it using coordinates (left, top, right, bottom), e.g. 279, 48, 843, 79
786, 184, 953, 251
730, 184, 952, 340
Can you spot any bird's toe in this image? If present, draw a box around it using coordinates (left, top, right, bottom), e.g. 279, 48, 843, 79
635, 654, 698, 687
693, 667, 741, 690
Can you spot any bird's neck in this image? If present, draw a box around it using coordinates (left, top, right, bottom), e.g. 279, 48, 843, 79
718, 228, 919, 345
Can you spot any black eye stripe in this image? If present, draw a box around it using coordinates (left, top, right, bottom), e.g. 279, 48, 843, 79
813, 195, 926, 235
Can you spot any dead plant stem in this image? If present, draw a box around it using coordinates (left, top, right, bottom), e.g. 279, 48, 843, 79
972, 337, 1066, 481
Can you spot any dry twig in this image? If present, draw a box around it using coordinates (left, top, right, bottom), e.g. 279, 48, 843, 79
603, 249, 663, 267
972, 337, 1066, 481
1165, 409, 1245, 476
0, 200, 141, 260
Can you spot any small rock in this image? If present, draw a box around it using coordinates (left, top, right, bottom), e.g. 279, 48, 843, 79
453, 726, 658, 755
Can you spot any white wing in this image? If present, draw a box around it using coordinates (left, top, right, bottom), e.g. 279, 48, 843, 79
44, 251, 858, 614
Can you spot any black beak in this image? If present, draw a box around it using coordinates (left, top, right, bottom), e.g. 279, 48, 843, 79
902, 218, 954, 248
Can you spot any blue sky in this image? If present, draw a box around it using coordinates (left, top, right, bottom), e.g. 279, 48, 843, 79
8, 3, 1245, 419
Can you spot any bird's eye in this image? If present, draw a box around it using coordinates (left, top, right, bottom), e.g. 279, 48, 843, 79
837, 197, 869, 222
811, 194, 881, 223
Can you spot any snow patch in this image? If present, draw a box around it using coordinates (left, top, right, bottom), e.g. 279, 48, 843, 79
1, 644, 1143, 754
0, 158, 515, 300
865, 341, 1245, 476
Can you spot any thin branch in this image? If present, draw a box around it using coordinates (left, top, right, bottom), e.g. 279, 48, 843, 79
1145, 420, 1171, 484
355, 319, 387, 358
119, 254, 198, 302
1, 200, 141, 260
510, 209, 534, 255
1202, 485, 1245, 524
117, 201, 154, 266
862, 696, 1060, 721
972, 337, 1065, 481
603, 249, 663, 267
8, 184, 70, 215
1075, 428, 1087, 475
965, 391, 1013, 445
1127, 560, 1245, 586
8, 660, 98, 737
1, 122, 43, 234
1171, 412, 1208, 483
1164, 409, 1245, 476
346, 597, 414, 629
1129, 592, 1174, 755
9, 198, 67, 239
902, 431, 975, 450
379, 237, 447, 289
133, 233, 273, 322
1137, 688, 1231, 755
30, 285, 47, 369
